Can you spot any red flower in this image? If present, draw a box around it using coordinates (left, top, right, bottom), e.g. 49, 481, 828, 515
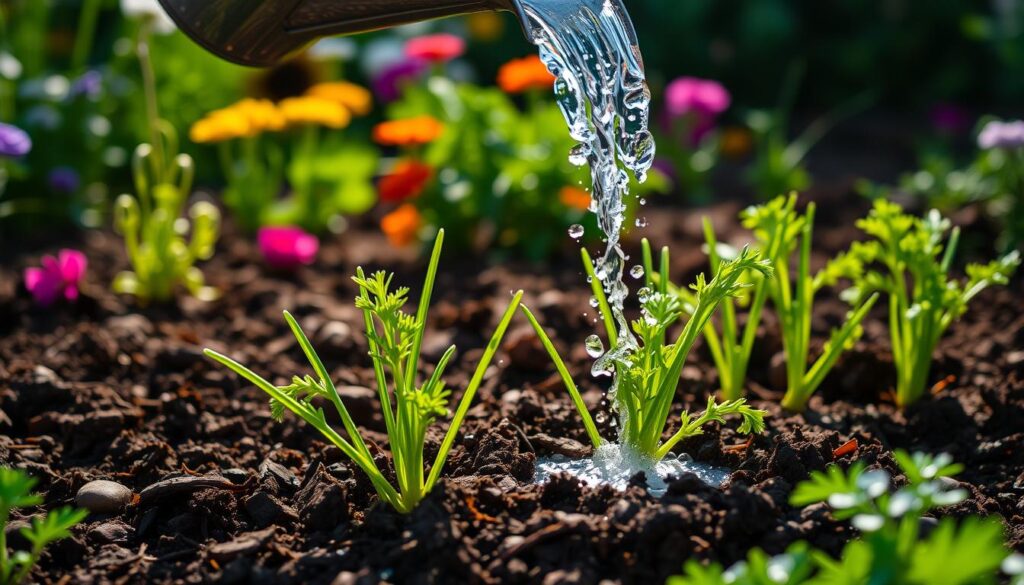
405, 34, 465, 63
379, 160, 433, 203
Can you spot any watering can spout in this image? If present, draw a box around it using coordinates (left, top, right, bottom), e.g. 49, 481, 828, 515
156, 0, 518, 67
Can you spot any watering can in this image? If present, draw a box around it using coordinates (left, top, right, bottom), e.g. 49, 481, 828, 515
156, 0, 517, 67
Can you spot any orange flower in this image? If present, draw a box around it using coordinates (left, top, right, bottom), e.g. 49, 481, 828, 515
559, 186, 592, 211
279, 96, 351, 129
720, 126, 753, 160
379, 160, 433, 203
498, 55, 556, 94
381, 204, 422, 247
306, 82, 373, 116
373, 116, 444, 147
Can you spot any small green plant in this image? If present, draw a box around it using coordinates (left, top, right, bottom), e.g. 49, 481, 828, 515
840, 200, 1019, 408
113, 129, 221, 303
669, 452, 1024, 585
742, 195, 879, 412
205, 231, 523, 513
522, 245, 770, 460
1, 468, 87, 585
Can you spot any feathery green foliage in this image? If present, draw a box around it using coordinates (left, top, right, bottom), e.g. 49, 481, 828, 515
205, 231, 523, 513
1, 468, 87, 585
113, 126, 220, 303
523, 244, 770, 460
839, 200, 1019, 407
670, 451, 1022, 585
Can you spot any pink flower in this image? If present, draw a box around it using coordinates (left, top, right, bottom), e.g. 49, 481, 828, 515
665, 77, 731, 119
405, 34, 465, 63
664, 77, 731, 145
24, 249, 87, 307
258, 226, 319, 270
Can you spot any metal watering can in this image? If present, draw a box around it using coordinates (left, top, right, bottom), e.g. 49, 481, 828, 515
156, 0, 517, 66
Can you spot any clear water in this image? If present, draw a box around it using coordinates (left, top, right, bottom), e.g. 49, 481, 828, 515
515, 0, 656, 401
534, 444, 731, 496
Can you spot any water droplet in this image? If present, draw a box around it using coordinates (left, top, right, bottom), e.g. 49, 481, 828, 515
595, 411, 607, 424
630, 265, 644, 279
637, 287, 652, 303
568, 224, 585, 239
639, 198, 647, 206
635, 216, 648, 228
589, 296, 599, 308
585, 334, 605, 358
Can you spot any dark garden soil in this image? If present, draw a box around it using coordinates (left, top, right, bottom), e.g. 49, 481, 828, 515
1, 186, 1022, 584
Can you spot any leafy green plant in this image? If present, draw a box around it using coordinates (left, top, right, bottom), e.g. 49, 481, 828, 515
522, 244, 770, 460
839, 200, 1019, 408
1, 468, 87, 585
113, 129, 220, 303
670, 451, 1023, 585
205, 231, 523, 513
741, 195, 879, 411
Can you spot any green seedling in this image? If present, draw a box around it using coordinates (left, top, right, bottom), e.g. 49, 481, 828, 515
205, 231, 523, 513
522, 245, 770, 460
1, 468, 87, 585
841, 200, 1019, 408
670, 452, 1023, 585
742, 195, 879, 412
113, 125, 220, 303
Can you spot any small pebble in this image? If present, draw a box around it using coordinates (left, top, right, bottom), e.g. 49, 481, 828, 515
76, 480, 133, 514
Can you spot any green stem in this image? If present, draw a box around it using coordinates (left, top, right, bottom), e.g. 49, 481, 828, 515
71, 0, 103, 72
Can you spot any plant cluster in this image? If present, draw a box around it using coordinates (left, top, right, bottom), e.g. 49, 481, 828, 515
1, 468, 87, 585
205, 231, 523, 513
836, 199, 1019, 407
669, 452, 1024, 585
523, 244, 770, 460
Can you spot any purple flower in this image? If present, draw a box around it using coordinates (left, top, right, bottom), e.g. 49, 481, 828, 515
372, 58, 427, 103
69, 70, 103, 100
258, 226, 319, 270
978, 120, 1024, 150
49, 167, 81, 193
929, 103, 972, 135
0, 122, 31, 157
24, 249, 87, 307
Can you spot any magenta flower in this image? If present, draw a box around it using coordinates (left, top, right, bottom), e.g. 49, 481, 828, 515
929, 103, 972, 135
405, 34, 465, 64
665, 77, 731, 119
24, 249, 87, 307
258, 226, 319, 270
664, 77, 730, 145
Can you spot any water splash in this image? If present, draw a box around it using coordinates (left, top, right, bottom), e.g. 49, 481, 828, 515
534, 443, 731, 496
515, 0, 655, 402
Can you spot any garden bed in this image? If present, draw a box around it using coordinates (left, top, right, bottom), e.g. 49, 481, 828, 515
1, 188, 1022, 584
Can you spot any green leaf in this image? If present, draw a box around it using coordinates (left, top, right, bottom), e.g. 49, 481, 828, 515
907, 518, 1007, 585
790, 462, 866, 507
20, 506, 88, 549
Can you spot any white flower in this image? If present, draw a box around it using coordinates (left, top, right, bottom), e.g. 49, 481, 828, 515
120, 0, 176, 35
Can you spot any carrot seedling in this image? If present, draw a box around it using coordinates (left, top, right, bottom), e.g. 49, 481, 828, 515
205, 230, 523, 513
840, 200, 1019, 408
522, 245, 770, 461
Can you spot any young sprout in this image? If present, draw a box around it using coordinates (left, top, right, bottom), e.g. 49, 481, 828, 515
1, 468, 87, 585
671, 452, 1022, 585
644, 221, 772, 401
113, 125, 220, 303
841, 200, 1019, 408
205, 231, 523, 513
742, 194, 879, 412
522, 245, 770, 461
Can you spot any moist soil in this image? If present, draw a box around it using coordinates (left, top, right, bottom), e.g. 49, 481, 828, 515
1, 186, 1022, 584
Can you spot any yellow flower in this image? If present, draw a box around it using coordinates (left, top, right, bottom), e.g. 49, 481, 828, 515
232, 98, 286, 133
307, 82, 373, 117
279, 96, 351, 129
190, 108, 253, 143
